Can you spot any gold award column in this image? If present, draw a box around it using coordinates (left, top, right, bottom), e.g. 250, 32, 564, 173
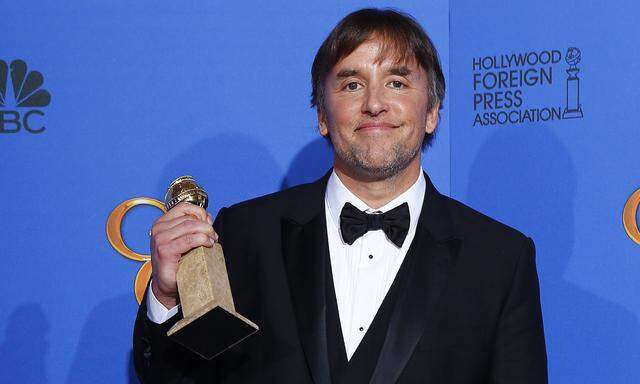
164, 176, 258, 360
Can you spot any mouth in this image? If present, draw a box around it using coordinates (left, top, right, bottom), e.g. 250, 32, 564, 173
355, 122, 400, 132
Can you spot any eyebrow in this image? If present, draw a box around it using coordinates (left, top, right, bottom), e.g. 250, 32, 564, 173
336, 69, 359, 78
335, 66, 412, 79
388, 66, 412, 77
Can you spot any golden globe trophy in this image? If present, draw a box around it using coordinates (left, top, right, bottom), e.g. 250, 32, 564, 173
164, 175, 258, 360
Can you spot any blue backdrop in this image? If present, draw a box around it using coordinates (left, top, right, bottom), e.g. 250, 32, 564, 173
2, 0, 638, 383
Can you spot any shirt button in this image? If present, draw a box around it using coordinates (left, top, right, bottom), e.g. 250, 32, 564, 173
359, 327, 364, 331
368, 254, 373, 260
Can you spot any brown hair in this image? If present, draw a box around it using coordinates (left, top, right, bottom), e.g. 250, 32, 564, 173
311, 8, 445, 147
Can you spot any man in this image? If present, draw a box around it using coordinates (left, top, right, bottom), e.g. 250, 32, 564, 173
134, 8, 547, 383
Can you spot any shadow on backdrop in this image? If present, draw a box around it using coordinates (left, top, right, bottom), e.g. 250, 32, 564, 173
465, 126, 640, 383
0, 303, 49, 383
280, 137, 333, 190
158, 133, 283, 216
66, 294, 140, 384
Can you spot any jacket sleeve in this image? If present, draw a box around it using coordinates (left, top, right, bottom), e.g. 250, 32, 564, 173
490, 237, 548, 384
132, 207, 228, 383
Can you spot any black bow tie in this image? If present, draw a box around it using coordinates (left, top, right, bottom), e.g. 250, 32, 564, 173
339, 202, 410, 247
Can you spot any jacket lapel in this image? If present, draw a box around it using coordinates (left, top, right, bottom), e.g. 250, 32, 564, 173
281, 173, 332, 384
370, 173, 462, 384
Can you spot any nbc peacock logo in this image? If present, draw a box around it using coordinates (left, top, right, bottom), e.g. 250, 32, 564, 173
0, 60, 51, 134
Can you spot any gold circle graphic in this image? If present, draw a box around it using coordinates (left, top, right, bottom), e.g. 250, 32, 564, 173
106, 197, 166, 261
106, 197, 166, 303
134, 261, 153, 304
623, 188, 640, 245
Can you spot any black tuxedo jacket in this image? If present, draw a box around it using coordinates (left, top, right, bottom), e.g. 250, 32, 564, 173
133, 172, 547, 383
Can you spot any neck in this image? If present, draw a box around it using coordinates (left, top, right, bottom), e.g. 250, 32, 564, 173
333, 155, 422, 209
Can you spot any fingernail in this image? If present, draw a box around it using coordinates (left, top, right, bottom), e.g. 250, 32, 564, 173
207, 215, 213, 225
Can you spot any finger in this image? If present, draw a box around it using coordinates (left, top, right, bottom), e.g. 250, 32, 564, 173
163, 233, 215, 255
152, 215, 198, 236
206, 213, 217, 241
157, 201, 207, 223
157, 219, 216, 243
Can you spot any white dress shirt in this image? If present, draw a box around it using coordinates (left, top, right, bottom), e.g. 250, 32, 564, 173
147, 169, 426, 360
147, 284, 180, 324
324, 170, 425, 359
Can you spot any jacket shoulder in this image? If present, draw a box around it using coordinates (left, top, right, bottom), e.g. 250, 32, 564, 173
213, 180, 324, 250
215, 178, 325, 233
225, 180, 320, 215
442, 195, 531, 250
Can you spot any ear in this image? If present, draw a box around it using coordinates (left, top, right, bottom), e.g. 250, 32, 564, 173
425, 102, 440, 135
317, 108, 329, 137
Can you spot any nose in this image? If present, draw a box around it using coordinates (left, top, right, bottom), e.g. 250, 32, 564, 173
361, 84, 388, 116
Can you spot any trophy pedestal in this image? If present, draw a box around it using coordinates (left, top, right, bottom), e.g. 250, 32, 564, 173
562, 108, 583, 119
167, 243, 258, 360
563, 66, 583, 119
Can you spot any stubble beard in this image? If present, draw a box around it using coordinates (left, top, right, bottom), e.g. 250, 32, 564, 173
334, 137, 422, 182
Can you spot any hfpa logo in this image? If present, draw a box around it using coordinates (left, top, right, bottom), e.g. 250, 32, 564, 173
0, 60, 51, 134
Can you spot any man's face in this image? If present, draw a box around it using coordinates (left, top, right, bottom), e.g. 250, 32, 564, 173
318, 38, 439, 181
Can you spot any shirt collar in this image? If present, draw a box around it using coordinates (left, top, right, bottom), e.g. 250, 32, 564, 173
325, 169, 426, 243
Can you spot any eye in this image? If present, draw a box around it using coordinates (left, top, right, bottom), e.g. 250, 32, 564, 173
388, 80, 406, 89
344, 82, 361, 91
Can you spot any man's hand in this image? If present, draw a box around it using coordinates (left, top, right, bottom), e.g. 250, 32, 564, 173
149, 202, 218, 309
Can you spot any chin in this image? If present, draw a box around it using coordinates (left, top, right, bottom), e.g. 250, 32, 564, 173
350, 156, 411, 181
335, 139, 420, 179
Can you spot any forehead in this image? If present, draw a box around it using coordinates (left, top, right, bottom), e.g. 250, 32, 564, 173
331, 37, 422, 74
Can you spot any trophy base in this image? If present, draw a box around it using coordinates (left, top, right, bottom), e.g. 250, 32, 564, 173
167, 300, 259, 360
563, 108, 583, 119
